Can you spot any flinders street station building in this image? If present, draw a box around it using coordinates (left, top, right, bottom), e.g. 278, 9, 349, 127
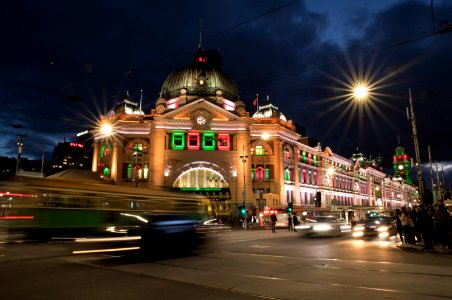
92, 45, 418, 221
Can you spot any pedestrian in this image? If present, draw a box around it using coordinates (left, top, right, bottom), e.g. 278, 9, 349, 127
270, 212, 277, 233
417, 204, 434, 251
400, 207, 412, 246
434, 201, 450, 252
293, 214, 299, 232
288, 214, 293, 231
395, 208, 404, 244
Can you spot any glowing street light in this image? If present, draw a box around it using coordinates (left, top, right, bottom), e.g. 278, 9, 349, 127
100, 122, 113, 136
353, 83, 369, 101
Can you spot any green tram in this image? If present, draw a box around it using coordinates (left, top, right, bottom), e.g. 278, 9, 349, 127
0, 178, 208, 240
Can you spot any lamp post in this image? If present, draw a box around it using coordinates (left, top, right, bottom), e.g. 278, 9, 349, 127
12, 124, 26, 180
406, 89, 425, 203
240, 145, 248, 229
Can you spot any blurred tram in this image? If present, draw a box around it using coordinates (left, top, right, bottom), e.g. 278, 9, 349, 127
0, 178, 208, 240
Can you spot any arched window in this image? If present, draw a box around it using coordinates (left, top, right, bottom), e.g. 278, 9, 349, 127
174, 168, 228, 188
255, 167, 265, 180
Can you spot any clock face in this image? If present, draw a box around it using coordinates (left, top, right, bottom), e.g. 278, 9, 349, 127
191, 110, 211, 129
398, 164, 404, 170
197, 116, 206, 125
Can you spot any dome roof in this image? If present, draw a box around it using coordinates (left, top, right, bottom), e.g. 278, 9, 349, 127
159, 48, 239, 101
252, 97, 287, 121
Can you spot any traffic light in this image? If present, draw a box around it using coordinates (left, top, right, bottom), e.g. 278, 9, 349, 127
239, 206, 246, 215
288, 202, 293, 213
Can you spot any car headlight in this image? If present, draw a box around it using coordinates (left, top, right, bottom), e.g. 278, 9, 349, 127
353, 225, 365, 231
377, 226, 389, 232
313, 224, 333, 231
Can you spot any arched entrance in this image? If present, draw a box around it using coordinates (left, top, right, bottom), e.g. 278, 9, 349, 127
172, 161, 232, 220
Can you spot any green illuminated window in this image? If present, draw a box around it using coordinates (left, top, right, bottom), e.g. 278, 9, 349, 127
202, 132, 215, 150
172, 132, 185, 150
284, 169, 290, 181
255, 145, 264, 156
127, 163, 132, 179
103, 166, 110, 176
265, 167, 270, 180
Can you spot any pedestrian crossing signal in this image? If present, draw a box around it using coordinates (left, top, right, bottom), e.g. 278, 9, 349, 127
239, 206, 246, 215
288, 202, 293, 212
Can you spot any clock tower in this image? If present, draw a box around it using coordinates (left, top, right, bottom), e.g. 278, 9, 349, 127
393, 138, 412, 184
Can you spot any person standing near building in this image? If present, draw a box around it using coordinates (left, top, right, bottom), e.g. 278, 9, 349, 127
270, 212, 277, 233
395, 208, 404, 244
292, 214, 299, 231
288, 213, 293, 231
400, 207, 412, 246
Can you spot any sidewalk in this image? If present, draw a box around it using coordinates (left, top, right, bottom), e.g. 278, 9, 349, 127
396, 242, 451, 254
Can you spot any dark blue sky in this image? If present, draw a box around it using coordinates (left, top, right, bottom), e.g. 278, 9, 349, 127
1, 0, 451, 186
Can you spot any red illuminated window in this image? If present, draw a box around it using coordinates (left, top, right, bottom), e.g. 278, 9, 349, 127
256, 167, 265, 180
166, 98, 179, 110
217, 134, 230, 151
187, 132, 200, 150
223, 99, 235, 111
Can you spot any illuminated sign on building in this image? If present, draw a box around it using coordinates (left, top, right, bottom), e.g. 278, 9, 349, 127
70, 142, 84, 148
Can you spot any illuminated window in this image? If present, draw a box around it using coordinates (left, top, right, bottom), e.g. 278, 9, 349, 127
187, 132, 200, 150
284, 168, 290, 181
100, 145, 111, 158
255, 145, 264, 156
172, 132, 185, 150
103, 166, 110, 176
166, 98, 179, 110
202, 132, 215, 150
265, 166, 270, 180
256, 167, 265, 180
223, 99, 235, 111
127, 163, 132, 179
283, 147, 291, 159
217, 134, 230, 151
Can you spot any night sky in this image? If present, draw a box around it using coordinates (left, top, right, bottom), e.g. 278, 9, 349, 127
1, 0, 452, 187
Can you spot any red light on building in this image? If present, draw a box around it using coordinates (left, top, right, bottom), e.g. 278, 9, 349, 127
70, 142, 84, 148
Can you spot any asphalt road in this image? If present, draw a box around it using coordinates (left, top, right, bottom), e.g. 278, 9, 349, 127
1, 229, 452, 300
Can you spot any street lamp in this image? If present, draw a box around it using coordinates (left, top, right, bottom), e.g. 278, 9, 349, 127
353, 83, 369, 101
240, 145, 248, 229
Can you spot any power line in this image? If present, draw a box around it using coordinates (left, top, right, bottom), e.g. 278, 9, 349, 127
121, 0, 301, 79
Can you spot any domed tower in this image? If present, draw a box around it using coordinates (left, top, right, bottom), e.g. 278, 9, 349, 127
155, 46, 239, 115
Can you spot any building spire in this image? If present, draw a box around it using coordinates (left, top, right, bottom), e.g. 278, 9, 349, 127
140, 89, 143, 111
198, 19, 203, 48
397, 133, 400, 145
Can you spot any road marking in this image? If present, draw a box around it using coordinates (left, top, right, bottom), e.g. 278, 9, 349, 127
249, 245, 270, 248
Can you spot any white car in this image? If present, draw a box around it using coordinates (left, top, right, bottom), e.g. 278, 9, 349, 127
295, 216, 342, 237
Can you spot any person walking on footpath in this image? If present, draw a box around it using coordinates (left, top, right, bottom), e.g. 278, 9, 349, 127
270, 212, 277, 233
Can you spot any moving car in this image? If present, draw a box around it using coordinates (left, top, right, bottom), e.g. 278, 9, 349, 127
122, 212, 203, 254
352, 216, 397, 239
295, 216, 342, 237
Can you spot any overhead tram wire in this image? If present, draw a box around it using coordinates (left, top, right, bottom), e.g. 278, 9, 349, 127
240, 27, 451, 93
118, 0, 301, 82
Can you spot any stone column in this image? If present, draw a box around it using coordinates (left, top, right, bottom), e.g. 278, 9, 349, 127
150, 128, 166, 187
91, 141, 99, 173
272, 139, 283, 206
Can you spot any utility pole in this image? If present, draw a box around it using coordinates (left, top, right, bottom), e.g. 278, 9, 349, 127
435, 161, 442, 202
428, 146, 435, 203
407, 89, 424, 203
